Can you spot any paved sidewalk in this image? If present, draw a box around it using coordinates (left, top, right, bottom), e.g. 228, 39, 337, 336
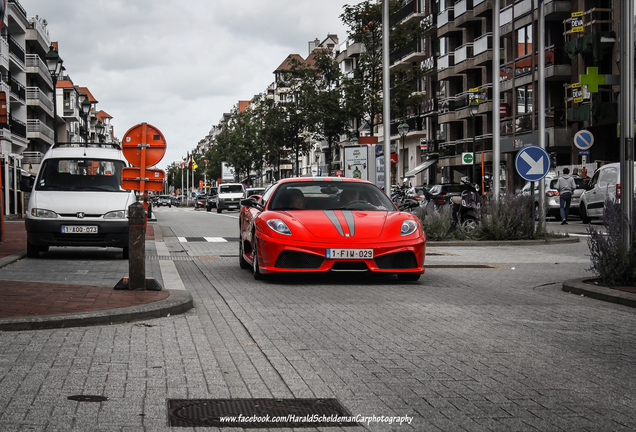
0, 218, 193, 331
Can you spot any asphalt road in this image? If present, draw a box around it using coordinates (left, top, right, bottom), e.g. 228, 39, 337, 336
0, 206, 633, 431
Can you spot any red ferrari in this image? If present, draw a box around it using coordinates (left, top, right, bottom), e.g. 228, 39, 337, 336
239, 177, 426, 281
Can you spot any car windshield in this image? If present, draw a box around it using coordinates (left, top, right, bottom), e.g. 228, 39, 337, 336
220, 184, 244, 193
35, 158, 126, 192
268, 181, 395, 211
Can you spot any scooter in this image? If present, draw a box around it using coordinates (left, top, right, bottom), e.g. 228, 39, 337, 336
391, 182, 420, 212
451, 181, 480, 231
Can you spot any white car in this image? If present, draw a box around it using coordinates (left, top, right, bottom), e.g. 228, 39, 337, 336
579, 162, 636, 223
521, 175, 587, 220
216, 183, 245, 213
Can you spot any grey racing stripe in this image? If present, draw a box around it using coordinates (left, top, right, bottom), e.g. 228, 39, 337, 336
324, 210, 344, 236
342, 211, 355, 237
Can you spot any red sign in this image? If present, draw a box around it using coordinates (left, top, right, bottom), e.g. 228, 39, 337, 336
122, 123, 166, 168
121, 167, 165, 191
390, 154, 398, 164
334, 170, 344, 177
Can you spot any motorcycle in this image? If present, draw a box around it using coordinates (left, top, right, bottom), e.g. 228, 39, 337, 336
391, 182, 421, 212
451, 181, 480, 231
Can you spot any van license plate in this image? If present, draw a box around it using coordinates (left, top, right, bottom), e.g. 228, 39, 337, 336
326, 248, 373, 259
62, 226, 98, 234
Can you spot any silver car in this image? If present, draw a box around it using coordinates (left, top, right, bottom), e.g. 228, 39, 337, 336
521, 176, 587, 220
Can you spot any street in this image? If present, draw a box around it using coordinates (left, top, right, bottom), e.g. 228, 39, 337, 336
0, 206, 634, 431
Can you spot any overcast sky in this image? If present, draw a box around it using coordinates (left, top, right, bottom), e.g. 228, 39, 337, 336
20, 0, 351, 170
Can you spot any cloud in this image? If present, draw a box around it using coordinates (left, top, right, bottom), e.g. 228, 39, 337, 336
20, 0, 349, 170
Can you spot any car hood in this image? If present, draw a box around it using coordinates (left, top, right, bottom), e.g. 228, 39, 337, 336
269, 210, 394, 241
29, 191, 134, 216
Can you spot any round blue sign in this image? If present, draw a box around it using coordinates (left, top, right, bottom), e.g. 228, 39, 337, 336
515, 146, 550, 182
573, 130, 594, 150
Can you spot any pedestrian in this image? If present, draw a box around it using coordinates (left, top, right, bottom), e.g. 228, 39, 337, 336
556, 167, 577, 224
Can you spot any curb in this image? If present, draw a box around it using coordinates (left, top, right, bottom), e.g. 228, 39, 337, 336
0, 290, 194, 331
428, 237, 580, 247
0, 251, 27, 269
562, 278, 636, 308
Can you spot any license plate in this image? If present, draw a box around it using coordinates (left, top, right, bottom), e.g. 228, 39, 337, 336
61, 225, 98, 234
326, 248, 373, 259
229, 205, 238, 209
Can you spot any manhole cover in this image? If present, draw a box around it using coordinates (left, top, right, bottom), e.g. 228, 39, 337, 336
68, 395, 108, 402
167, 398, 358, 428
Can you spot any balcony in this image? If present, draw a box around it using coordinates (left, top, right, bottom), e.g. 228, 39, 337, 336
27, 87, 54, 114
10, 115, 26, 138
8, 35, 25, 67
27, 119, 54, 143
437, 8, 457, 36
0, 38, 8, 71
26, 17, 51, 51
9, 77, 26, 104
25, 54, 54, 88
437, 53, 454, 71
499, 46, 571, 91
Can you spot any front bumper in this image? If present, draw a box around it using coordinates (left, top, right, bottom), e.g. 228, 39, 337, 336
254, 231, 426, 275
25, 218, 129, 248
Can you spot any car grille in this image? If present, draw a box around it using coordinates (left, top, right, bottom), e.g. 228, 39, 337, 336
330, 261, 369, 271
275, 251, 324, 269
374, 251, 418, 269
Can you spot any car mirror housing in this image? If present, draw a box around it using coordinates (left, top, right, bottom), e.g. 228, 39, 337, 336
241, 198, 262, 210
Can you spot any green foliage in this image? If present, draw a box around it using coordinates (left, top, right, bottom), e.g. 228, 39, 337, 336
587, 198, 636, 286
475, 194, 537, 240
418, 194, 547, 241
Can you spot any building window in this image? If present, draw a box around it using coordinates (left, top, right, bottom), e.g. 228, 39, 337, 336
516, 25, 532, 58
517, 85, 533, 115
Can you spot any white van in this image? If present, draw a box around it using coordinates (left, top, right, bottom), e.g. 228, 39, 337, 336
579, 162, 636, 223
24, 143, 136, 258
216, 183, 244, 213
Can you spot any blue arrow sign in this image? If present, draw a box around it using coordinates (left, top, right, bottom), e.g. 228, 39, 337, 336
515, 145, 550, 182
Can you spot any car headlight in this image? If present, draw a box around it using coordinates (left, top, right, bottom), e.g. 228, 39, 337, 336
31, 208, 57, 218
104, 210, 126, 219
266, 218, 292, 235
400, 220, 418, 236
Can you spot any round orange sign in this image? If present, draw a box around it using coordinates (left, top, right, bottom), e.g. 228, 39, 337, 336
122, 123, 167, 167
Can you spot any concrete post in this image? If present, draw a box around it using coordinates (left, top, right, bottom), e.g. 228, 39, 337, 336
128, 202, 146, 291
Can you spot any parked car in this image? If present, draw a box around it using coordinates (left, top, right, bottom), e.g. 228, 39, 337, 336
156, 195, 173, 207
244, 187, 266, 198
521, 175, 587, 220
427, 183, 472, 206
195, 195, 207, 209
206, 191, 218, 211
580, 162, 636, 223
216, 183, 245, 213
239, 177, 425, 281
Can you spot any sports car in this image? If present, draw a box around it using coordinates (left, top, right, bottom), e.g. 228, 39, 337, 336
238, 177, 426, 281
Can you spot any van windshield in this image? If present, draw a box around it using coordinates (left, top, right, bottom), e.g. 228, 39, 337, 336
220, 184, 244, 194
35, 158, 127, 192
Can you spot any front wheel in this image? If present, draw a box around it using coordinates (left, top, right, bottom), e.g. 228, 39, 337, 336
398, 273, 420, 282
217, 207, 223, 214
252, 243, 264, 280
26, 242, 40, 258
580, 205, 591, 224
239, 241, 250, 269
461, 216, 478, 232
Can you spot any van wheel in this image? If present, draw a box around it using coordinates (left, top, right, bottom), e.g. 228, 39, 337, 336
217, 208, 223, 213
580, 205, 591, 224
26, 242, 40, 258
122, 247, 129, 260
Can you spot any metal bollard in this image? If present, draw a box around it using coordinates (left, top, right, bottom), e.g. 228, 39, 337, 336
128, 202, 146, 290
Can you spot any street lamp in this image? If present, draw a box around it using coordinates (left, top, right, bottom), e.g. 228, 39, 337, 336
397, 122, 409, 182
45, 45, 63, 145
80, 97, 91, 143
468, 101, 479, 185
95, 121, 104, 143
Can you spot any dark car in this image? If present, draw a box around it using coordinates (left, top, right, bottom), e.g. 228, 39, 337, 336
428, 183, 472, 206
156, 195, 173, 207
206, 190, 218, 211
195, 195, 207, 209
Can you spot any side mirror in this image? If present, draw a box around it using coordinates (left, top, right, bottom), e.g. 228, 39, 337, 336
20, 177, 33, 192
241, 197, 262, 210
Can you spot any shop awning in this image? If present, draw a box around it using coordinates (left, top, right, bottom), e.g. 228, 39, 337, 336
404, 157, 438, 178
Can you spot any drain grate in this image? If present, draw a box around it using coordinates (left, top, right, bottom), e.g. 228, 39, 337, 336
167, 398, 358, 428
68, 395, 108, 402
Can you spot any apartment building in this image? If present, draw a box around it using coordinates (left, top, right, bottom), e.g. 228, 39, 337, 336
1, 0, 117, 216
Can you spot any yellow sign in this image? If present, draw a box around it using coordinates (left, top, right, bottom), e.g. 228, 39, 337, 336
571, 12, 583, 33
572, 83, 583, 103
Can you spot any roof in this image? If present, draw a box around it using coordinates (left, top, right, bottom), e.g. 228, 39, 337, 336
97, 110, 112, 120
78, 86, 98, 103
56, 80, 75, 89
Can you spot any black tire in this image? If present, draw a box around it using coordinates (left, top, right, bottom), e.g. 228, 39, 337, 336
580, 205, 591, 224
206, 206, 211, 212
217, 207, 223, 213
122, 247, 129, 260
239, 241, 250, 269
398, 273, 420, 282
252, 243, 263, 280
26, 242, 39, 258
